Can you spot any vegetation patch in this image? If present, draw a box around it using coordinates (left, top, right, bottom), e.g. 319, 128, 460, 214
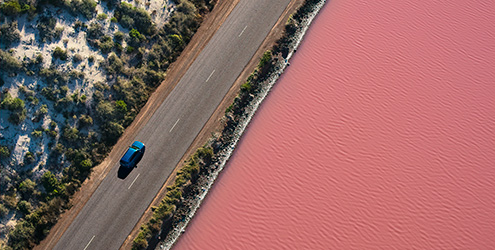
1, 0, 216, 248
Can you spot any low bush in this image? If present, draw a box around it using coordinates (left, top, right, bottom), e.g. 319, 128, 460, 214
31, 130, 43, 137
17, 200, 32, 214
18, 179, 36, 199
104, 53, 124, 74
0, 48, 22, 72
78, 114, 93, 127
53, 47, 68, 61
1, 92, 25, 111
41, 171, 64, 197
37, 16, 57, 43
0, 0, 22, 16
0, 21, 21, 47
72, 53, 83, 63
99, 35, 114, 53
62, 126, 79, 142
114, 31, 124, 42
0, 145, 10, 159
0, 204, 8, 218
128, 28, 145, 46
114, 2, 153, 35
54, 26, 64, 40
69, 0, 97, 19
24, 152, 35, 164
101, 121, 124, 144
87, 22, 103, 40
97, 13, 108, 20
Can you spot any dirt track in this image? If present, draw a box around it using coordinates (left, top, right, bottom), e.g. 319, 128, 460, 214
37, 0, 303, 249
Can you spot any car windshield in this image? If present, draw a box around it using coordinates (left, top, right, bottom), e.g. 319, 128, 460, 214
131, 145, 140, 150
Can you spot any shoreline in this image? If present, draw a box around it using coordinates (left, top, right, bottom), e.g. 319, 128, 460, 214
155, 0, 327, 249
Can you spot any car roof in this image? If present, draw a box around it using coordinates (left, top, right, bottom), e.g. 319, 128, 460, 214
131, 141, 145, 149
121, 147, 137, 163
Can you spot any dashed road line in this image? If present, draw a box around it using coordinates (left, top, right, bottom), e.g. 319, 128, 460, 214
238, 25, 248, 37
83, 235, 95, 250
128, 173, 140, 190
205, 69, 215, 82
169, 118, 180, 132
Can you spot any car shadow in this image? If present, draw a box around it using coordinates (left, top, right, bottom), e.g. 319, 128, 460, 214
117, 156, 144, 179
117, 166, 134, 179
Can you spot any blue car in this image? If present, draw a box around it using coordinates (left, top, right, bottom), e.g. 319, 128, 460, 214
120, 141, 145, 168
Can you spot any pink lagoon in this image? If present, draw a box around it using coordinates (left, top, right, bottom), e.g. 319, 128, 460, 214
174, 0, 495, 249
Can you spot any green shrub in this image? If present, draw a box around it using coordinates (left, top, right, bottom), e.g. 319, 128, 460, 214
39, 104, 48, 114
40, 66, 69, 84
95, 100, 115, 121
120, 15, 134, 28
115, 2, 153, 34
115, 100, 127, 113
0, 204, 8, 218
3, 193, 17, 209
53, 47, 68, 60
78, 114, 93, 127
80, 159, 92, 169
99, 35, 114, 53
41, 171, 63, 195
97, 13, 108, 20
114, 31, 124, 42
0, 49, 22, 72
128, 28, 145, 46
73, 20, 87, 31
101, 121, 124, 144
0, 145, 10, 159
18, 179, 36, 198
62, 126, 79, 142
0, 21, 21, 46
9, 109, 27, 124
1, 0, 22, 16
258, 50, 272, 69
69, 0, 97, 19
126, 46, 135, 53
110, 16, 117, 23
1, 93, 24, 111
48, 130, 58, 138
6, 219, 35, 249
132, 229, 149, 250
87, 22, 103, 40
54, 26, 64, 40
37, 16, 57, 43
72, 53, 83, 63
17, 200, 32, 214
31, 130, 43, 137
105, 53, 123, 74
240, 81, 252, 93
1, 93, 27, 124
53, 143, 64, 154
24, 152, 35, 164
41, 87, 58, 101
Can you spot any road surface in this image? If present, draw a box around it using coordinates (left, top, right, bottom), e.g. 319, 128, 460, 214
54, 0, 292, 249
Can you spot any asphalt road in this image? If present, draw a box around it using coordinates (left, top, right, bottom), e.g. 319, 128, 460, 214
54, 0, 292, 249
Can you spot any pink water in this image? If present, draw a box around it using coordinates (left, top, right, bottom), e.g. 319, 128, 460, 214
174, 0, 495, 249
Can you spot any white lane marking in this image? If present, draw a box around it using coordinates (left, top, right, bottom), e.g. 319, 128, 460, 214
169, 118, 180, 132
83, 235, 95, 250
238, 25, 248, 37
128, 173, 140, 190
205, 69, 215, 82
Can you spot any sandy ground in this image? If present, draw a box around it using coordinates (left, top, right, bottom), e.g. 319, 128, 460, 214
36, 0, 304, 249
